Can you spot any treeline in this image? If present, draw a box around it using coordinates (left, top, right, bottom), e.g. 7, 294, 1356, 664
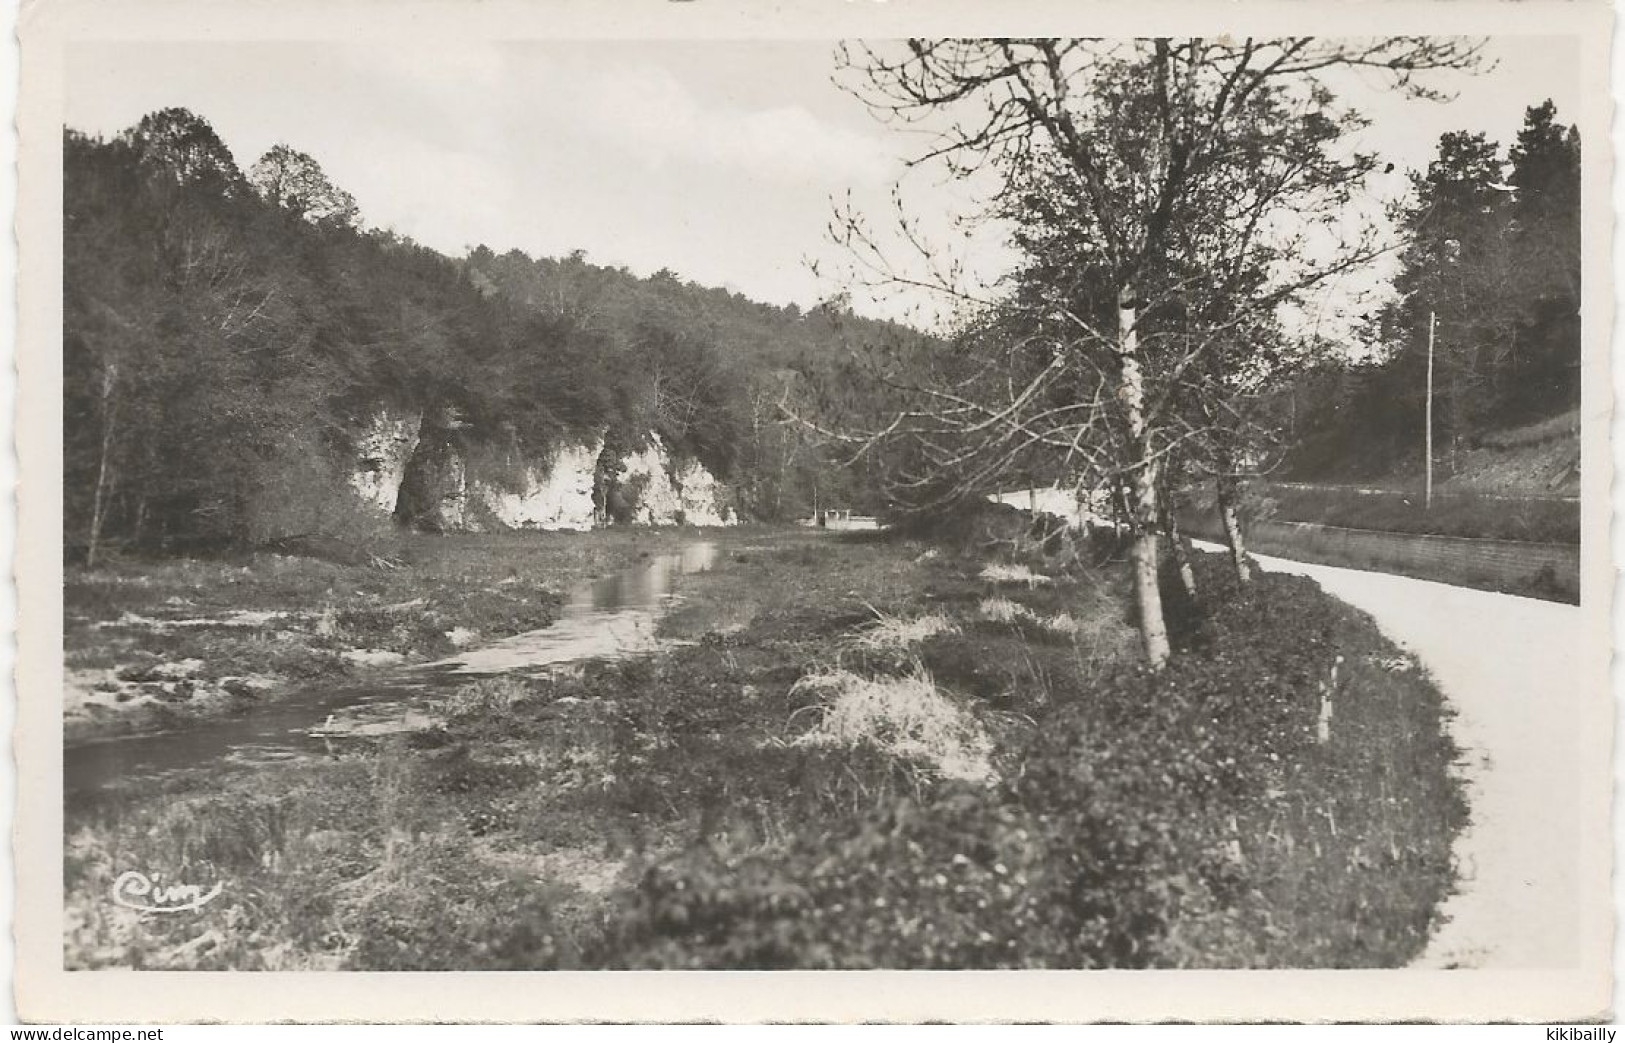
1284, 101, 1580, 481
64, 108, 899, 561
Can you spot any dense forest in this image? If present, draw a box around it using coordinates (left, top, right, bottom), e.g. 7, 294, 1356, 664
63, 108, 909, 561
1282, 101, 1581, 480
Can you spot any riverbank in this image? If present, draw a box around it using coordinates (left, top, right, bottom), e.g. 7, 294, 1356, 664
64, 527, 736, 743
65, 527, 1464, 970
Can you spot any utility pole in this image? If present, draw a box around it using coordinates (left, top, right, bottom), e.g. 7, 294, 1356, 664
1425, 310, 1436, 510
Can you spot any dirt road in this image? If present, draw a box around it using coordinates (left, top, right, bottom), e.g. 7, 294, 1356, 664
1212, 545, 1585, 968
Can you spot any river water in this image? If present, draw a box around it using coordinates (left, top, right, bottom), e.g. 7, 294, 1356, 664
64, 540, 720, 798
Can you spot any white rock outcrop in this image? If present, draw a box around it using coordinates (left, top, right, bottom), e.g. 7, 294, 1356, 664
350, 410, 422, 513
476, 439, 604, 531
667, 454, 734, 526
620, 438, 678, 525
619, 433, 735, 526
350, 418, 735, 531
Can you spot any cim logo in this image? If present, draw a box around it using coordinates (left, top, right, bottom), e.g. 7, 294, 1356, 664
111, 870, 223, 914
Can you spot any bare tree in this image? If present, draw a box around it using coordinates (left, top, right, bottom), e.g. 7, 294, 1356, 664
825, 37, 1483, 668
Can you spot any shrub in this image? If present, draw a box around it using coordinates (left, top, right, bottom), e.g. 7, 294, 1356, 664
442, 676, 534, 726
891, 499, 1072, 563
348, 842, 571, 970
433, 584, 564, 639
246, 430, 398, 551
609, 777, 1196, 969
789, 666, 994, 784
414, 743, 535, 797
976, 597, 1025, 623
978, 563, 1053, 587
854, 610, 958, 650
329, 605, 448, 656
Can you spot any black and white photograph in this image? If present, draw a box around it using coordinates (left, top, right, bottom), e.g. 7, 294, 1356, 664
13, 0, 1614, 1024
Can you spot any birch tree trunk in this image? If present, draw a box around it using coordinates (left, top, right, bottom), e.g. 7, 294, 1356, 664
1118, 287, 1171, 669
1216, 474, 1251, 584
86, 362, 119, 568
1162, 496, 1198, 600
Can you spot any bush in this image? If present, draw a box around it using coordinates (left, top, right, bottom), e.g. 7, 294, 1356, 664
789, 665, 994, 784
892, 499, 1071, 564
610, 791, 1090, 969
247, 430, 398, 550
349, 841, 571, 970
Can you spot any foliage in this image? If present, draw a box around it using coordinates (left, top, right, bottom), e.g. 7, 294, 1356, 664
828, 39, 1483, 505
248, 144, 361, 229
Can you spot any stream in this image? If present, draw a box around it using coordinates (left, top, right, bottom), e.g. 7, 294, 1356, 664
64, 539, 720, 798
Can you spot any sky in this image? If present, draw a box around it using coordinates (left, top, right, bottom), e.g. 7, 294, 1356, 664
64, 36, 1580, 330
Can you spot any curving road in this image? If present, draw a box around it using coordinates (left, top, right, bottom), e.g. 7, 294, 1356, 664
1196, 542, 1585, 968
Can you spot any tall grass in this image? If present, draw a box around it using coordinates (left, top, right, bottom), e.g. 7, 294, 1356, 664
855, 609, 958, 650
978, 563, 1054, 587
790, 665, 995, 784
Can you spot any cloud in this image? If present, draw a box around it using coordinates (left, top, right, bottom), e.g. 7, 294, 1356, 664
567, 64, 894, 185
339, 41, 508, 100
343, 130, 513, 252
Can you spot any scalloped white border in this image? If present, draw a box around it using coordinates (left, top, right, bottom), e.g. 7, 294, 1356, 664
11, 0, 1616, 1023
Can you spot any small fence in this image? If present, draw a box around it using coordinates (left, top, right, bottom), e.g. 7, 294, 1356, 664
803, 510, 881, 532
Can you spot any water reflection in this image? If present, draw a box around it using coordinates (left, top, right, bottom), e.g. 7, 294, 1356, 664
442, 541, 715, 676
64, 540, 719, 797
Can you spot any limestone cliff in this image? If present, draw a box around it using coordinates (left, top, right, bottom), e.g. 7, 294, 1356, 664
353, 415, 735, 531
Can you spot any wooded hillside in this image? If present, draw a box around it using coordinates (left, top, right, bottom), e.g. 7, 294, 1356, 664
64, 108, 911, 560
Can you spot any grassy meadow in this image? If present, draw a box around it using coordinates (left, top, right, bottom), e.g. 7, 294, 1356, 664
65, 525, 1464, 970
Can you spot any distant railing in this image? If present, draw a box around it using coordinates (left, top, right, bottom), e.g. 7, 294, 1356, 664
803, 510, 881, 531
